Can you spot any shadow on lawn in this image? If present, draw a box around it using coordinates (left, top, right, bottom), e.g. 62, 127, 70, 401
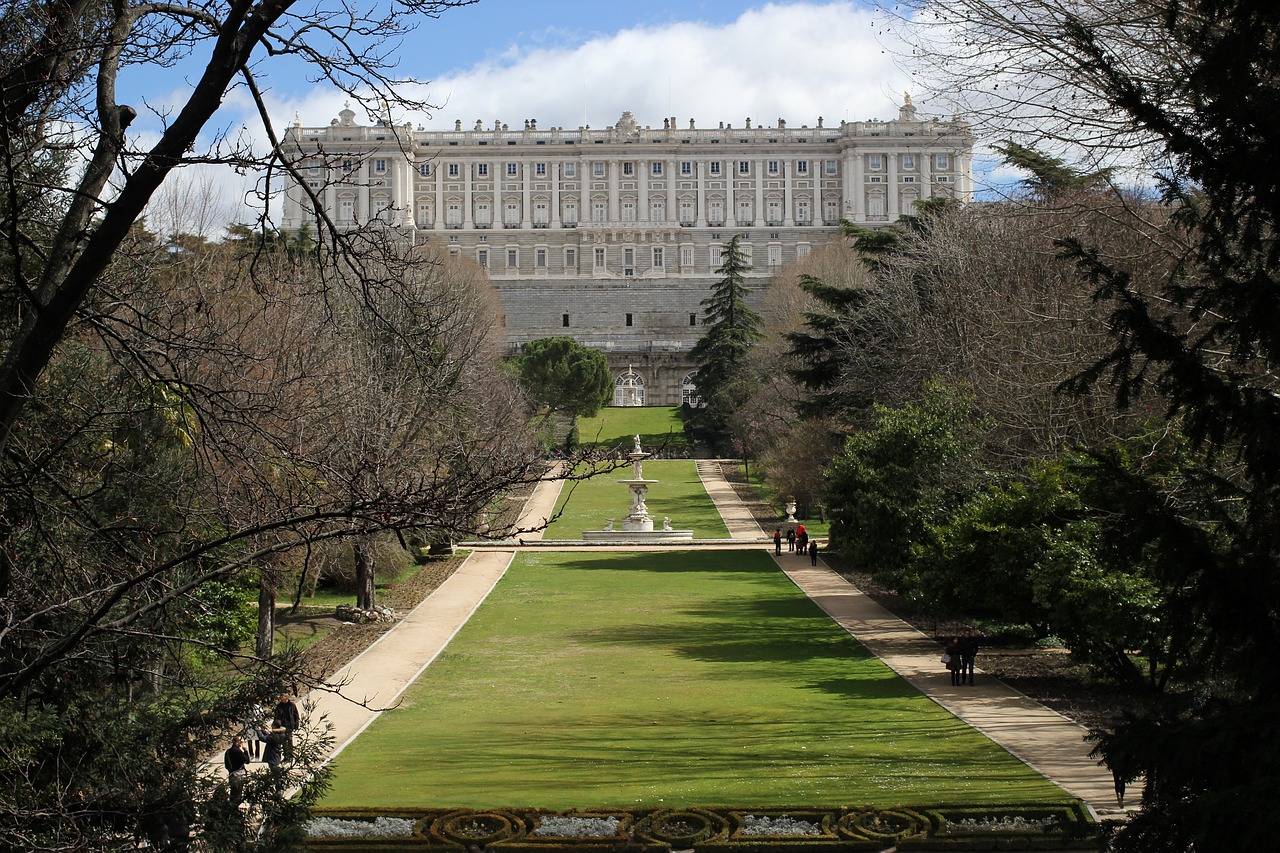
569, 596, 921, 694
550, 551, 777, 574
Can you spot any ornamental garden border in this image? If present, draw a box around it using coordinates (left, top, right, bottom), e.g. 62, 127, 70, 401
305, 802, 1100, 851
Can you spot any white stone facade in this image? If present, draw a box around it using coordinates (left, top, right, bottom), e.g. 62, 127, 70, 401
281, 101, 974, 405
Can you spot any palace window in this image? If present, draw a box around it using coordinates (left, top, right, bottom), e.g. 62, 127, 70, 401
623, 162, 635, 176
709, 161, 722, 175
593, 162, 606, 176
902, 154, 917, 170
652, 247, 664, 268
507, 162, 518, 176
681, 161, 693, 175
796, 160, 809, 174
448, 163, 459, 177
507, 249, 518, 267
651, 162, 663, 175
564, 162, 576, 177
476, 163, 489, 177
535, 162, 547, 176
935, 154, 950, 170
682, 373, 703, 408
738, 160, 750, 174
419, 163, 431, 177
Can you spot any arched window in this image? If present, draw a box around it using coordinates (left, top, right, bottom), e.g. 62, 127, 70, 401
613, 370, 646, 407
681, 373, 703, 408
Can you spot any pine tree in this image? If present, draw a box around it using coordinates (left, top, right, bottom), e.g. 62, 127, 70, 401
689, 235, 764, 437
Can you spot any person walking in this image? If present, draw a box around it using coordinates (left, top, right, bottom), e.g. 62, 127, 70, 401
224, 736, 251, 805
244, 702, 266, 761
808, 539, 818, 566
958, 633, 980, 686
773, 529, 782, 555
944, 637, 963, 686
272, 692, 301, 762
786, 528, 796, 552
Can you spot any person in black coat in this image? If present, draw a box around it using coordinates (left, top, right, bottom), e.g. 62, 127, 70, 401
958, 633, 980, 686
272, 692, 301, 761
223, 736, 251, 805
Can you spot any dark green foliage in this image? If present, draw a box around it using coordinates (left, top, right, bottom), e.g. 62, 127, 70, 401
822, 381, 988, 591
784, 274, 877, 417
516, 336, 613, 418
993, 141, 1113, 197
785, 198, 957, 421
1041, 2, 1280, 848
690, 235, 764, 437
840, 196, 957, 272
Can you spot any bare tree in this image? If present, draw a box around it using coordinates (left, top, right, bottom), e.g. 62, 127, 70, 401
871, 193, 1178, 464
882, 0, 1179, 173
0, 4, 572, 846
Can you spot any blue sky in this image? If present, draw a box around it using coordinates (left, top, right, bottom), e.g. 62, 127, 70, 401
125, 1, 1006, 230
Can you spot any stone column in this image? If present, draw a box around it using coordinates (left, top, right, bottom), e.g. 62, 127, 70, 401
522, 161, 532, 228
638, 160, 649, 223
851, 149, 865, 221
754, 159, 765, 226
887, 153, 899, 219
697, 160, 708, 227
783, 160, 794, 226
666, 159, 677, 225
608, 159, 620, 222
551, 161, 562, 227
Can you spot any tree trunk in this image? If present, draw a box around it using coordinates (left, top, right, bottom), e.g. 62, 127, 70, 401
256, 564, 277, 659
354, 537, 376, 610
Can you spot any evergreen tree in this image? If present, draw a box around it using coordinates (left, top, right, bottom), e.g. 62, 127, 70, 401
897, 0, 1280, 846
993, 140, 1114, 197
516, 336, 613, 419
785, 198, 957, 420
689, 235, 764, 437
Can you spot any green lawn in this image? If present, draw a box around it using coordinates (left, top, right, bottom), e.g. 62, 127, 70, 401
322, 550, 1065, 810
576, 406, 687, 451
543, 460, 730, 539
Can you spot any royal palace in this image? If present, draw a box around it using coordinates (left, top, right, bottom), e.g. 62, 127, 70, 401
281, 98, 974, 405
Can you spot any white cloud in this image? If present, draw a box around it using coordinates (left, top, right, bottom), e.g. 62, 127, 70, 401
275, 2, 925, 132
136, 2, 939, 233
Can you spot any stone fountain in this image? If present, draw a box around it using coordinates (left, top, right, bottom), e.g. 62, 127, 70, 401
582, 436, 694, 542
